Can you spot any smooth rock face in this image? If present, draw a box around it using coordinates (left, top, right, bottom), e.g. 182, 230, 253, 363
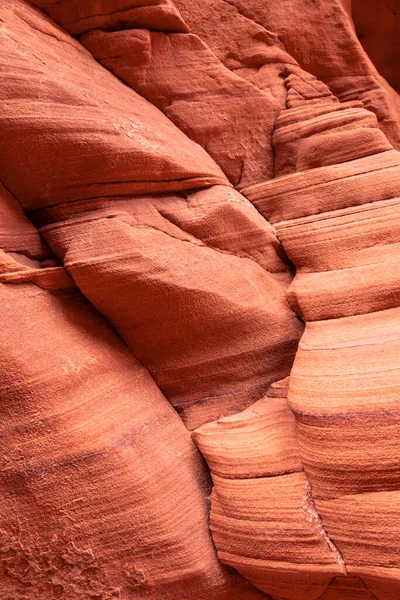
351, 0, 400, 93
1, 0, 400, 599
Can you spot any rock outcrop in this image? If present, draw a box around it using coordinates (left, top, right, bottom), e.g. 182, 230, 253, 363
38, 188, 301, 430
81, 27, 278, 188
194, 379, 346, 600
192, 75, 400, 599
0, 185, 270, 598
1, 0, 302, 431
242, 73, 400, 598
1, 0, 399, 598
220, 0, 400, 148
1, 1, 230, 210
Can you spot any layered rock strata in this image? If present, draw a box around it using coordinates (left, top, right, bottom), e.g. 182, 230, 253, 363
0, 186, 269, 599
218, 0, 400, 148
1, 1, 227, 209
81, 27, 279, 187
1, 1, 399, 598
241, 74, 400, 598
194, 379, 347, 600
193, 73, 400, 599
29, 0, 337, 188
0, 0, 302, 431
194, 375, 394, 599
37, 187, 301, 430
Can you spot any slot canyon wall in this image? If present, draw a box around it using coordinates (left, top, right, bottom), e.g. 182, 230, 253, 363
0, 1, 399, 599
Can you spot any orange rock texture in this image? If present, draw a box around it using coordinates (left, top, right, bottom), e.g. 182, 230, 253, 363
0, 0, 399, 599
240, 74, 400, 597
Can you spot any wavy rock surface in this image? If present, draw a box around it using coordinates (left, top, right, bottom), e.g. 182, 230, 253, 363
32, 0, 309, 188
0, 183, 269, 599
172, 0, 307, 104
81, 27, 279, 187
193, 379, 346, 600
29, 0, 190, 35
0, 0, 228, 211
223, 0, 400, 148
242, 73, 400, 598
36, 186, 301, 430
1, 0, 399, 598
0, 0, 302, 430
193, 77, 400, 599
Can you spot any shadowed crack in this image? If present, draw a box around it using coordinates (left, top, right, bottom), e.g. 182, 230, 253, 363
302, 482, 347, 574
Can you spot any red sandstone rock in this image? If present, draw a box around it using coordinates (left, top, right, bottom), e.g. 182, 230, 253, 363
1, 0, 302, 432
224, 0, 400, 148
0, 0, 227, 212
38, 187, 301, 430
1, 1, 400, 598
0, 3, 297, 596
241, 74, 400, 598
39, 0, 313, 187
172, 0, 302, 103
30, 0, 189, 35
81, 28, 279, 187
350, 0, 400, 93
318, 576, 383, 599
0, 183, 267, 598
193, 381, 346, 600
